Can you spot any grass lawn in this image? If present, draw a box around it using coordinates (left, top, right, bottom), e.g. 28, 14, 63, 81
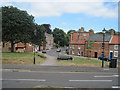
57, 57, 110, 67
2, 52, 47, 65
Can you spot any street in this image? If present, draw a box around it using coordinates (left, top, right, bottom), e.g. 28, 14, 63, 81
2, 71, 119, 88
2, 48, 119, 88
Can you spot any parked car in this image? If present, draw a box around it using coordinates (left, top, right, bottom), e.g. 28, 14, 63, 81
42, 50, 46, 53
56, 49, 61, 52
98, 55, 110, 61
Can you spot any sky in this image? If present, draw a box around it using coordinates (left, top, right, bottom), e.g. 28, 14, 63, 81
0, 0, 119, 33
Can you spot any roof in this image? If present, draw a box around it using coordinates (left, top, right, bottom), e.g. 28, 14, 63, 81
86, 34, 111, 42
16, 42, 25, 47
45, 33, 53, 38
110, 35, 120, 44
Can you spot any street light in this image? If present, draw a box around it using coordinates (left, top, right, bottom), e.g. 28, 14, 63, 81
102, 28, 106, 68
34, 29, 37, 64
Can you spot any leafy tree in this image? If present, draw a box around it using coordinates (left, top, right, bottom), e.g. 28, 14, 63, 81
2, 6, 35, 52
33, 24, 46, 51
67, 30, 76, 34
86, 41, 94, 60
52, 28, 67, 47
42, 24, 52, 34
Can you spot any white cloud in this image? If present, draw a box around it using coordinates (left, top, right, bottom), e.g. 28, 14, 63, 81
1, 0, 118, 18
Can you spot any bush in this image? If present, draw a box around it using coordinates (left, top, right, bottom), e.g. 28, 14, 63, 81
57, 55, 73, 60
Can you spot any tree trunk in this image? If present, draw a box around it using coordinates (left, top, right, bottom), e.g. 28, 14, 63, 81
39, 45, 41, 51
11, 41, 14, 52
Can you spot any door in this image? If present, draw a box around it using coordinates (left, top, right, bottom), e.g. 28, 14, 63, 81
70, 50, 72, 55
110, 52, 113, 59
95, 52, 97, 58
81, 51, 83, 56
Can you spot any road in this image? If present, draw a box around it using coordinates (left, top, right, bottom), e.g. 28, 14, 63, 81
2, 71, 119, 88
2, 47, 119, 88
46, 47, 66, 57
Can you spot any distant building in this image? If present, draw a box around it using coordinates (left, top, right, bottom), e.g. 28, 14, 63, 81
2, 42, 34, 53
40, 33, 54, 50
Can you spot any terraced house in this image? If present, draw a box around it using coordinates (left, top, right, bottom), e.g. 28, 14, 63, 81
69, 27, 94, 56
69, 28, 120, 59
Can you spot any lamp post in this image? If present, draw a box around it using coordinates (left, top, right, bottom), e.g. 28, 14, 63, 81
102, 28, 106, 68
34, 29, 37, 64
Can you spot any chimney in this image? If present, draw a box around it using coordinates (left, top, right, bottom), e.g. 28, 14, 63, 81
110, 29, 114, 35
89, 29, 94, 36
81, 27, 84, 32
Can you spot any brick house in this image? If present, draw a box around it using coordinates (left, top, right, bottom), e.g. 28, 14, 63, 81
69, 28, 120, 59
69, 27, 93, 56
85, 29, 120, 59
2, 42, 34, 52
109, 35, 120, 59
85, 34, 111, 58
2, 41, 14, 52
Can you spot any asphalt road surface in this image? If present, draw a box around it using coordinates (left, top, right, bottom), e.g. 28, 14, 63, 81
2, 71, 119, 88
46, 47, 66, 57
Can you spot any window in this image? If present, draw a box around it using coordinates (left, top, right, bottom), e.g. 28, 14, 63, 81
78, 51, 80, 55
114, 45, 118, 50
72, 50, 74, 54
84, 34, 86, 36
114, 51, 118, 57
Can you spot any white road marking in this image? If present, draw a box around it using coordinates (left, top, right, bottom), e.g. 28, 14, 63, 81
69, 80, 112, 82
103, 68, 109, 70
94, 75, 119, 78
112, 86, 120, 88
1, 79, 46, 82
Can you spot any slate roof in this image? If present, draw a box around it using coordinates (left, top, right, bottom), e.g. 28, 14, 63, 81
86, 34, 112, 42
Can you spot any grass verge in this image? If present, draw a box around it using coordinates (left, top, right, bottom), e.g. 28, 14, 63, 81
57, 57, 109, 67
2, 52, 47, 65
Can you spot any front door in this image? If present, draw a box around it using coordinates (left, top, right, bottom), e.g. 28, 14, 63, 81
95, 52, 97, 58
70, 50, 72, 55
110, 52, 113, 59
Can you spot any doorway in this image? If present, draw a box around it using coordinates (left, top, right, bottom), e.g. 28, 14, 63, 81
95, 52, 97, 58
110, 51, 113, 59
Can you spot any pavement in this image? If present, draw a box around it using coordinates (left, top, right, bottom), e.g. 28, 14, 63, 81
40, 55, 57, 66
2, 64, 118, 73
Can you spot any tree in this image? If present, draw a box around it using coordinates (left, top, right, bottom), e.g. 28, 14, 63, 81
52, 28, 67, 47
34, 24, 46, 51
86, 41, 94, 60
2, 6, 35, 52
42, 24, 52, 34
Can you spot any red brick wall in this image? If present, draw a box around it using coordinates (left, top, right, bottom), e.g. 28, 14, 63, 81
71, 32, 89, 43
69, 44, 85, 56
25, 43, 33, 52
85, 41, 109, 58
